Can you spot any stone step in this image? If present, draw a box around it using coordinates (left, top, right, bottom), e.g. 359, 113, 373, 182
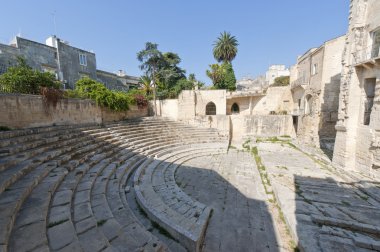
108, 126, 220, 141
47, 146, 131, 251
134, 149, 224, 252
0, 123, 99, 141
0, 125, 102, 155
0, 139, 129, 250
0, 134, 120, 194
0, 129, 116, 173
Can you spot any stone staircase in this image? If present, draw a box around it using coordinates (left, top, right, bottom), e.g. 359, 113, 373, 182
0, 117, 228, 252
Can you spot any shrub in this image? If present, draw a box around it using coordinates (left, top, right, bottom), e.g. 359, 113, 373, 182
271, 76, 290, 87
0, 57, 59, 94
40, 87, 64, 108
73, 77, 148, 111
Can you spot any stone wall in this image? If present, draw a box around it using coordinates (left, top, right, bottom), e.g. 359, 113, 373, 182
252, 87, 293, 114
152, 99, 179, 120
185, 115, 295, 144
0, 94, 148, 129
230, 115, 295, 143
292, 36, 345, 148
333, 0, 380, 178
195, 90, 226, 116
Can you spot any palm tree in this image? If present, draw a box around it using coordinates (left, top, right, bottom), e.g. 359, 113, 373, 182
140, 75, 152, 95
213, 31, 238, 63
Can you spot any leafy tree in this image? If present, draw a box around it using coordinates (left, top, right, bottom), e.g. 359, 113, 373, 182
206, 64, 225, 86
272, 76, 290, 86
222, 62, 237, 91
213, 31, 239, 63
137, 42, 163, 114
0, 57, 59, 94
206, 63, 236, 91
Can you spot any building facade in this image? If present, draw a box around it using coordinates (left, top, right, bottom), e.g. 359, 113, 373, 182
290, 36, 345, 150
333, 0, 380, 178
0, 36, 139, 91
265, 64, 290, 85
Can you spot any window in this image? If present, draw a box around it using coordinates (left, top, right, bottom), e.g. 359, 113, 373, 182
363, 78, 376, 125
206, 102, 216, 115
231, 103, 240, 114
79, 54, 87, 66
312, 63, 318, 75
371, 29, 380, 58
298, 99, 301, 109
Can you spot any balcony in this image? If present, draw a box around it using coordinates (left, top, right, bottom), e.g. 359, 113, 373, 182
353, 45, 380, 67
291, 109, 305, 116
290, 77, 308, 90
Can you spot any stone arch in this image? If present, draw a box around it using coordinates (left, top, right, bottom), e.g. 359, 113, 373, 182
231, 103, 240, 114
206, 102, 216, 115
305, 94, 313, 115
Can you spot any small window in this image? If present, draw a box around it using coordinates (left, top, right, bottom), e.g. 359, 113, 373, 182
231, 103, 239, 114
206, 102, 216, 115
298, 99, 301, 109
79, 54, 87, 66
371, 29, 380, 58
312, 63, 318, 75
363, 78, 376, 125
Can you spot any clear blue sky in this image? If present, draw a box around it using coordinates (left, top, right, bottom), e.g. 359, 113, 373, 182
0, 0, 349, 84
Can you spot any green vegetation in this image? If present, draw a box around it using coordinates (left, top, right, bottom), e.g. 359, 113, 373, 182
271, 76, 290, 87
206, 32, 238, 91
137, 42, 204, 100
47, 219, 69, 228
0, 57, 60, 94
213, 31, 238, 63
97, 219, 107, 226
66, 77, 147, 111
0, 126, 11, 131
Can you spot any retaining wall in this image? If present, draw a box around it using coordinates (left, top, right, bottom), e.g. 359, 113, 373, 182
0, 94, 148, 129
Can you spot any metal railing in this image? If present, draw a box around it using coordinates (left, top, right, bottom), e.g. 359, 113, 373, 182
353, 45, 380, 64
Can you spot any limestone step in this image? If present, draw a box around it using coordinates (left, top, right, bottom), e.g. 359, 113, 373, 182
1, 139, 129, 250
0, 128, 116, 173
134, 148, 226, 252
0, 134, 121, 194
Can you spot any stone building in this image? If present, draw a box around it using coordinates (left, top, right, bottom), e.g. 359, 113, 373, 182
290, 35, 345, 150
333, 0, 380, 178
0, 36, 139, 91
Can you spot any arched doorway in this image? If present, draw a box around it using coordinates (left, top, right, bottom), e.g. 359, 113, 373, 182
305, 94, 313, 115
206, 102, 216, 115
231, 103, 240, 114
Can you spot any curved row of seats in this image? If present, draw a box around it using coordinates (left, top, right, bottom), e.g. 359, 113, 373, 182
0, 117, 228, 252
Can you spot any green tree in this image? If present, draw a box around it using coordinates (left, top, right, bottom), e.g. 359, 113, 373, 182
137, 42, 164, 115
213, 31, 239, 63
206, 64, 224, 86
0, 57, 59, 94
272, 76, 290, 86
206, 63, 236, 91
222, 62, 237, 91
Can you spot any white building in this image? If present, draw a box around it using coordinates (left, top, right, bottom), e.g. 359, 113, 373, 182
265, 65, 290, 85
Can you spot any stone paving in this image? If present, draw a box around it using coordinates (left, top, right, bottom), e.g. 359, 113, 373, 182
256, 141, 380, 251
175, 149, 286, 252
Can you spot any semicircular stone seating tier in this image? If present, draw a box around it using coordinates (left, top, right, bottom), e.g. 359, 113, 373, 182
0, 117, 228, 252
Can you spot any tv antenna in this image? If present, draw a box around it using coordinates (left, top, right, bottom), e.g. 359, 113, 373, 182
51, 11, 57, 35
